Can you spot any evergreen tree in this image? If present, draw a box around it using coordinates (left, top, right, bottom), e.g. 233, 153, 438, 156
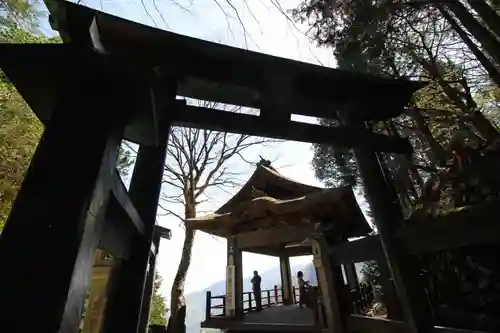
149, 273, 168, 326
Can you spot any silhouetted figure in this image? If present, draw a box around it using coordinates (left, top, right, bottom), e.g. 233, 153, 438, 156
251, 270, 262, 311
297, 271, 310, 309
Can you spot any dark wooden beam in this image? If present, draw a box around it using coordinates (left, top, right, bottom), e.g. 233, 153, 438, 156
236, 226, 313, 249
329, 235, 384, 265
155, 225, 172, 239
99, 196, 136, 260
110, 170, 145, 235
102, 143, 169, 333
0, 70, 126, 332
52, 0, 423, 122
102, 81, 174, 333
173, 105, 412, 154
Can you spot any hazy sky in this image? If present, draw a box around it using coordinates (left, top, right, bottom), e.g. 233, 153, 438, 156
39, 0, 338, 295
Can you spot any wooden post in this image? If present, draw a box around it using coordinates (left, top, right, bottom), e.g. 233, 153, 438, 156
311, 237, 346, 333
343, 262, 360, 314
0, 69, 126, 333
377, 259, 403, 319
279, 255, 294, 305
266, 290, 271, 307
205, 291, 211, 321
274, 285, 278, 303
226, 236, 243, 318
248, 292, 252, 312
338, 109, 433, 333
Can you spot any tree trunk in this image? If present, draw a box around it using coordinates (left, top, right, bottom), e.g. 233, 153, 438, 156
443, 0, 500, 67
466, 0, 500, 39
166, 198, 196, 333
438, 6, 500, 88
409, 109, 449, 167
421, 59, 500, 143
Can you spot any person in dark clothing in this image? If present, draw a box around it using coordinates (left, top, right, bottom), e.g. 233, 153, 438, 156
297, 271, 310, 308
251, 270, 262, 310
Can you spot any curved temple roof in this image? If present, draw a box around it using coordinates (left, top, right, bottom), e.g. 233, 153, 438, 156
186, 166, 372, 239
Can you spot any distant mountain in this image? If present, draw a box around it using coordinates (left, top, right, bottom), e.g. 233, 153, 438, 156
185, 261, 316, 333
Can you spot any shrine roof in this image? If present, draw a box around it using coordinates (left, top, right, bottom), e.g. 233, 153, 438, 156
216, 165, 321, 214
185, 166, 371, 239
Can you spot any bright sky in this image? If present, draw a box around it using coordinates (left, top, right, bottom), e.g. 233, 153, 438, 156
38, 0, 339, 295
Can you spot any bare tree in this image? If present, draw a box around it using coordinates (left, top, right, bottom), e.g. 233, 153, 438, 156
159, 100, 277, 333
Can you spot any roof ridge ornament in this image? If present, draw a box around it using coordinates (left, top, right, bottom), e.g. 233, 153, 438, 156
257, 156, 276, 171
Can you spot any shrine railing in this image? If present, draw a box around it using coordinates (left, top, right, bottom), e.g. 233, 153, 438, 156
243, 285, 284, 313
205, 285, 284, 320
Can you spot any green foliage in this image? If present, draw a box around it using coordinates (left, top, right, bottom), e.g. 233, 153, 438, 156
0, 0, 38, 31
149, 273, 168, 326
0, 2, 62, 231
0, 72, 43, 230
116, 144, 135, 178
294, 0, 500, 329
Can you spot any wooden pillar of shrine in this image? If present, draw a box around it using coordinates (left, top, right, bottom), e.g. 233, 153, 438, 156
311, 234, 348, 333
279, 254, 294, 305
0, 68, 126, 332
226, 236, 244, 318
338, 108, 433, 333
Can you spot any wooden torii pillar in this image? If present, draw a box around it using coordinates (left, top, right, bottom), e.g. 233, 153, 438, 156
0, 66, 129, 333
338, 106, 433, 333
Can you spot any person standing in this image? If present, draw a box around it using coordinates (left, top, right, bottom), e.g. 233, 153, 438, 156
297, 271, 310, 308
251, 270, 262, 311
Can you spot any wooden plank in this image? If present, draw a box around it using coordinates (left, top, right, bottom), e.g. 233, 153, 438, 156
236, 226, 314, 249
173, 105, 411, 154
433, 327, 486, 333
348, 315, 405, 333
329, 235, 384, 265
347, 315, 487, 333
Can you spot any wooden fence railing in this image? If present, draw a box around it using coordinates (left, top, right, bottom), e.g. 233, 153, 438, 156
205, 285, 283, 320
205, 282, 374, 325
243, 285, 283, 312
